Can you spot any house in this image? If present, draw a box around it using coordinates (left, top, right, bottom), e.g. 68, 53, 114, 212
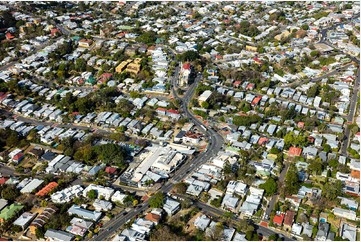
0, 203, 24, 223
302, 223, 313, 238
78, 39, 93, 48
120, 228, 145, 241
316, 222, 330, 241
67, 205, 102, 222
341, 223, 357, 241
44, 229, 74, 241
283, 210, 295, 231
93, 199, 113, 212
222, 194, 239, 212
288, 147, 302, 157
82, 184, 114, 200
338, 197, 358, 210
349, 160, 360, 179
13, 212, 36, 230
131, 218, 154, 234
332, 207, 357, 220
198, 90, 212, 106
273, 213, 285, 226
226, 181, 247, 196
66, 218, 93, 237
29, 207, 57, 234
144, 212, 161, 225
111, 191, 127, 204
291, 223, 303, 236
20, 178, 44, 194
163, 198, 180, 215
194, 214, 211, 231
0, 199, 8, 212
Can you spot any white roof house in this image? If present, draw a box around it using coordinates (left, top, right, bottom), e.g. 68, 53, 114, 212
68, 205, 102, 222
13, 212, 36, 229
111, 191, 127, 204
198, 90, 213, 104
93, 199, 113, 212
341, 223, 357, 241
44, 229, 74, 241
221, 194, 239, 212
82, 184, 115, 201
163, 198, 180, 215
20, 179, 44, 194
332, 207, 357, 220
291, 223, 303, 235
51, 185, 84, 204
194, 214, 211, 231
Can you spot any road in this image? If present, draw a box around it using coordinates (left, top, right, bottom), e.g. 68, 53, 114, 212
316, 19, 361, 155
172, 192, 294, 241
193, 200, 294, 241
263, 162, 290, 221
341, 66, 360, 155
91, 52, 224, 241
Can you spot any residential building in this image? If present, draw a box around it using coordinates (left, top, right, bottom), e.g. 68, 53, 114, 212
44, 229, 74, 241
68, 205, 102, 222
163, 198, 180, 215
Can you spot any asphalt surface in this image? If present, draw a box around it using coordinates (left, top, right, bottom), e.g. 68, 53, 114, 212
341, 66, 360, 155
264, 162, 290, 220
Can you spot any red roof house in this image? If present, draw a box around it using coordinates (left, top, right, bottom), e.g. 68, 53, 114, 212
258, 137, 269, 146
50, 28, 60, 37
273, 213, 285, 226
288, 147, 302, 157
144, 213, 161, 225
246, 83, 255, 90
5, 32, 14, 40
233, 80, 242, 88
105, 167, 117, 175
283, 210, 296, 230
0, 177, 9, 185
251, 96, 262, 106
12, 153, 24, 163
182, 63, 191, 70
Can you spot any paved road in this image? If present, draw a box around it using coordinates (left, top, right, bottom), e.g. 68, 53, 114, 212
341, 66, 360, 155
264, 162, 290, 220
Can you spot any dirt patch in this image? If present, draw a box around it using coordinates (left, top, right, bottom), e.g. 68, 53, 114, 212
184, 212, 203, 234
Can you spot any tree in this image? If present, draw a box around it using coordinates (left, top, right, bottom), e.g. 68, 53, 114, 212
1, 185, 20, 201
35, 227, 45, 239
260, 177, 278, 196
172, 182, 188, 194
201, 101, 209, 109
177, 50, 200, 62
301, 24, 309, 30
148, 192, 165, 208
207, 222, 224, 241
284, 165, 300, 195
308, 159, 324, 175
135, 31, 156, 45
6, 130, 19, 147
233, 115, 262, 126
307, 84, 320, 98
87, 190, 97, 199
322, 180, 343, 201
310, 50, 320, 58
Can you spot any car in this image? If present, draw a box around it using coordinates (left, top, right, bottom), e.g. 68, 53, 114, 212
122, 211, 128, 215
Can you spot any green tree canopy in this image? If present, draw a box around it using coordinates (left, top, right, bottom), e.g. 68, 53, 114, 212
148, 192, 165, 208
259, 177, 278, 196
87, 190, 97, 199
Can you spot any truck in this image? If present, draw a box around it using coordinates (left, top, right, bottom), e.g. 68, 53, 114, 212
200, 125, 207, 131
